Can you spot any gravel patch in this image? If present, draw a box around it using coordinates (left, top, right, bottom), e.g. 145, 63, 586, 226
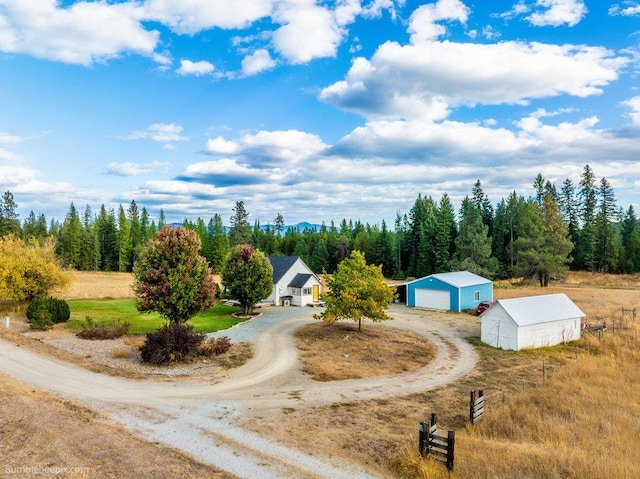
210, 306, 321, 342
23, 329, 229, 379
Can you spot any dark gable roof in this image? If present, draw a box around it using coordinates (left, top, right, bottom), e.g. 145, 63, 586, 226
289, 273, 313, 288
268, 256, 300, 283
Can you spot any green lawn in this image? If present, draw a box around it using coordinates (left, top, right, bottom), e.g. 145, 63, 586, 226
67, 299, 245, 334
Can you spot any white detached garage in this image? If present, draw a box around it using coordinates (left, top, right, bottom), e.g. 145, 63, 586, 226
481, 293, 585, 351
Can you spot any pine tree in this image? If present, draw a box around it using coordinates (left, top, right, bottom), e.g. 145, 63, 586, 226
451, 198, 498, 278
595, 177, 621, 272
310, 237, 329, 273
95, 205, 119, 271
229, 201, 251, 246
621, 205, 640, 273
407, 194, 437, 277
559, 178, 580, 269
471, 180, 494, 237
274, 213, 285, 235
434, 194, 456, 273
118, 205, 131, 272
79, 204, 97, 270
127, 200, 142, 268
514, 196, 573, 286
22, 211, 48, 240
207, 214, 230, 273
0, 190, 20, 236
58, 203, 82, 268
577, 164, 598, 271
375, 220, 395, 277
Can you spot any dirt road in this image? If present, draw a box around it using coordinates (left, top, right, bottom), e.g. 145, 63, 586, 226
0, 306, 477, 478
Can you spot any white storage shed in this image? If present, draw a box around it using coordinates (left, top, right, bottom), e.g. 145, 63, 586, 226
480, 293, 585, 351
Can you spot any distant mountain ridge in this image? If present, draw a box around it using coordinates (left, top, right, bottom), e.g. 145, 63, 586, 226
169, 221, 323, 233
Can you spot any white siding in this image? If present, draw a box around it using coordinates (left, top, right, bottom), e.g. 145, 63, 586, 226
415, 289, 450, 310
518, 318, 581, 350
481, 297, 583, 351
480, 304, 518, 350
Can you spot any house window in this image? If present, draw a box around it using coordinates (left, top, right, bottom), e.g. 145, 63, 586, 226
291, 287, 300, 295
474, 291, 480, 301
303, 287, 312, 295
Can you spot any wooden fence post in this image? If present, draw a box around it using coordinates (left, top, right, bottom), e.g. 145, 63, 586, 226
419, 412, 455, 470
470, 389, 485, 424
446, 430, 455, 471
428, 412, 437, 455
469, 390, 475, 423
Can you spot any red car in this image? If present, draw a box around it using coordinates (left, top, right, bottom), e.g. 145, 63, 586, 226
476, 301, 493, 315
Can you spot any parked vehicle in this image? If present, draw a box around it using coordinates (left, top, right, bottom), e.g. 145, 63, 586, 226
476, 301, 493, 315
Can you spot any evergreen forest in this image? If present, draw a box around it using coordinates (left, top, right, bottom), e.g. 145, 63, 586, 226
2, 164, 639, 285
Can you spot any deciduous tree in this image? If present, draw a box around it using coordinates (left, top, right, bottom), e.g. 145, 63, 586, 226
0, 235, 69, 301
222, 244, 273, 315
315, 250, 395, 331
133, 226, 217, 323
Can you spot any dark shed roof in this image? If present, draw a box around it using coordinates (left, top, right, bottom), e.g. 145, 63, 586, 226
289, 273, 313, 288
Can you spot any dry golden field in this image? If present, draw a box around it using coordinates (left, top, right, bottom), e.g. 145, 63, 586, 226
247, 273, 640, 479
2, 270, 640, 478
52, 270, 135, 299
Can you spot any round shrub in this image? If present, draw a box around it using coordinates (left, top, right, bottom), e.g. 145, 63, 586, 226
26, 296, 70, 324
47, 297, 70, 323
29, 309, 53, 331
140, 323, 205, 365
26, 297, 47, 323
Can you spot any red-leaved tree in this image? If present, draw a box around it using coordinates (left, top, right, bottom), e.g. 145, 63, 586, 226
133, 225, 217, 323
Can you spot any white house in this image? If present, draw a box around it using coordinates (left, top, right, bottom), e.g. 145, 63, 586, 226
480, 293, 585, 351
266, 256, 322, 307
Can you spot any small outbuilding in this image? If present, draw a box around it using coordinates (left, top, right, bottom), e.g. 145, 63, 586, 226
480, 293, 585, 351
266, 256, 322, 307
407, 271, 493, 312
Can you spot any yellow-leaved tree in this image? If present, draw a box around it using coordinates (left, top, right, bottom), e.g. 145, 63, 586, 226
315, 250, 396, 331
0, 235, 69, 301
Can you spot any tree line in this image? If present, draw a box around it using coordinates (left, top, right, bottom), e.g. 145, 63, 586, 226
2, 164, 639, 283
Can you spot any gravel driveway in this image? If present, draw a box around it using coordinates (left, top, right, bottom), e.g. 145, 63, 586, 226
0, 305, 477, 478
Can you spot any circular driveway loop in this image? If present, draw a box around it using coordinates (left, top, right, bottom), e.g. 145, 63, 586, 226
0, 305, 477, 479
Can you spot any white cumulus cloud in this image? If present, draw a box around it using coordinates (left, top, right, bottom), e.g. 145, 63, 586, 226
272, 0, 344, 63
176, 59, 215, 76
0, 0, 158, 65
320, 39, 628, 121
241, 49, 276, 76
526, 0, 587, 27
408, 0, 469, 44
142, 0, 273, 34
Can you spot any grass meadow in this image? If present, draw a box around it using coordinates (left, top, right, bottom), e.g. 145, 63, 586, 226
67, 299, 244, 334
394, 272, 640, 478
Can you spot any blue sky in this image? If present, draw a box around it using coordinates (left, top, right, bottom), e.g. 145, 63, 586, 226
2, 0, 640, 227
